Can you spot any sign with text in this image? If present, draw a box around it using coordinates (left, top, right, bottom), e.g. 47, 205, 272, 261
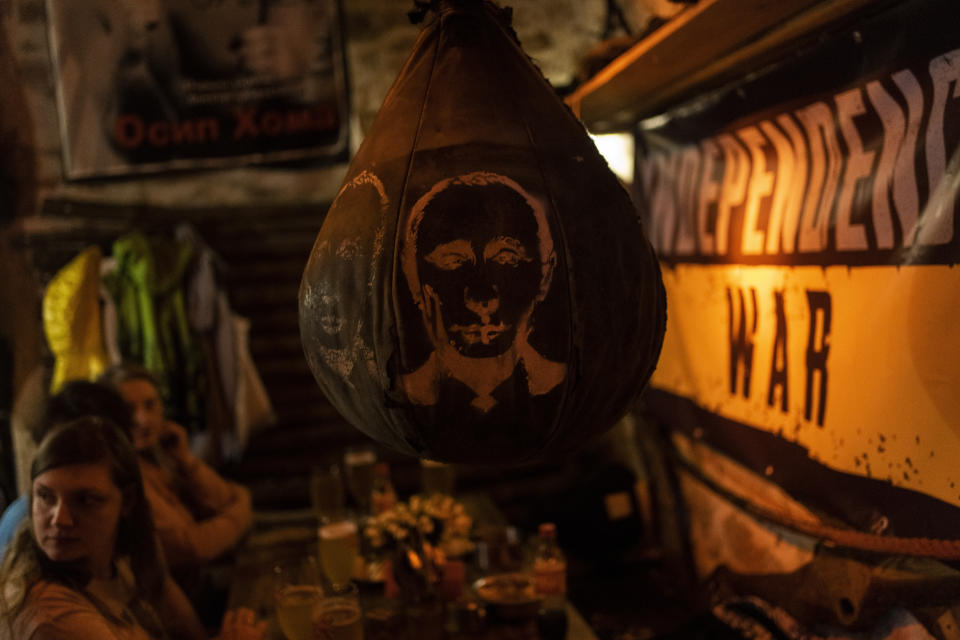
45, 0, 349, 179
636, 0, 960, 520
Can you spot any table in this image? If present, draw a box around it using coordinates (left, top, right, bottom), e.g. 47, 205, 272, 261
226, 494, 598, 639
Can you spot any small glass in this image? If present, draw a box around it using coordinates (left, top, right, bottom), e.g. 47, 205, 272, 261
363, 598, 404, 640
420, 458, 455, 497
315, 582, 364, 640
343, 447, 377, 514
310, 463, 346, 519
273, 557, 323, 640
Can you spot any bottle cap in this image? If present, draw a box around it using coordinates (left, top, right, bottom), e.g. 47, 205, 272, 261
375, 462, 390, 476
538, 522, 557, 539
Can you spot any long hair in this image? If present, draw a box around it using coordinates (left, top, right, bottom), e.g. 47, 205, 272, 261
0, 417, 166, 637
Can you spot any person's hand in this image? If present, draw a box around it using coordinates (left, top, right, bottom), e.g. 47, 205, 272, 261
216, 608, 266, 640
158, 420, 194, 470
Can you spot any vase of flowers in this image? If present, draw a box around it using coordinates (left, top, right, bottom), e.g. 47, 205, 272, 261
363, 493, 473, 604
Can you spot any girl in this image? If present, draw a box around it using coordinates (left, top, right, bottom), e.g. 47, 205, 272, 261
0, 417, 263, 639
100, 364, 253, 570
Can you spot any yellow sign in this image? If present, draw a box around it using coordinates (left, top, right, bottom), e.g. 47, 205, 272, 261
652, 263, 960, 508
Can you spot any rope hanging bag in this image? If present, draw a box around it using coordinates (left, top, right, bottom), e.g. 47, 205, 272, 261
299, 0, 665, 463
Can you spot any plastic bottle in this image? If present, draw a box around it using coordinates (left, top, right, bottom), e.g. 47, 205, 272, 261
371, 462, 398, 515
532, 522, 568, 639
532, 523, 566, 596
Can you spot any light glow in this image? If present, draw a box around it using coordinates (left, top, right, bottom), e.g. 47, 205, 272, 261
590, 132, 635, 186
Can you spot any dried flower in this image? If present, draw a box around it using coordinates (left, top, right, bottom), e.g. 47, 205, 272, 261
363, 493, 473, 553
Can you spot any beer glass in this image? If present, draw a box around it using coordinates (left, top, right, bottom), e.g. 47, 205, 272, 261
420, 458, 455, 496
315, 583, 364, 640
310, 463, 345, 519
273, 557, 323, 640
343, 447, 376, 513
318, 517, 359, 591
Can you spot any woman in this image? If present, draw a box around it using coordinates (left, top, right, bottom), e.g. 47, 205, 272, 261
100, 364, 253, 569
0, 380, 136, 556
0, 417, 264, 639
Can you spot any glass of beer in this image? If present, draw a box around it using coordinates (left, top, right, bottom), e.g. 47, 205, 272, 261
343, 447, 376, 514
310, 463, 345, 519
273, 557, 323, 640
318, 517, 359, 591
420, 458, 455, 496
315, 583, 364, 640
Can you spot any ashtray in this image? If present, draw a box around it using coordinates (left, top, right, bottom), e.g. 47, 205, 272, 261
473, 573, 542, 620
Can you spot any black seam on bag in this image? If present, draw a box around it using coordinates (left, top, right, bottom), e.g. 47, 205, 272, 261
487, 2, 577, 459
388, 12, 444, 455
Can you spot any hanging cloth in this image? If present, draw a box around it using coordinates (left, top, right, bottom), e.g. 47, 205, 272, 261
104, 231, 204, 433
232, 314, 276, 451
43, 246, 110, 393
178, 223, 238, 463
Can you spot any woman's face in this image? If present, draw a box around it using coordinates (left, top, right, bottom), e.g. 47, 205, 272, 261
32, 463, 126, 576
117, 378, 164, 452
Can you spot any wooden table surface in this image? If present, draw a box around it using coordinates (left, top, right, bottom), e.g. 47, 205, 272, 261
226, 493, 598, 639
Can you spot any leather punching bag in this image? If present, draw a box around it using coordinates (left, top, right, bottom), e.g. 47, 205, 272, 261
299, 0, 665, 463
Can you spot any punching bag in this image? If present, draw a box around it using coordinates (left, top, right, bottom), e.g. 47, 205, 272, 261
299, 0, 665, 463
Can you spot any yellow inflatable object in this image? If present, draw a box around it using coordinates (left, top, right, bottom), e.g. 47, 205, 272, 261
43, 246, 109, 392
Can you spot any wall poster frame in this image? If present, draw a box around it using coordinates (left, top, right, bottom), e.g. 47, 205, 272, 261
46, 0, 350, 179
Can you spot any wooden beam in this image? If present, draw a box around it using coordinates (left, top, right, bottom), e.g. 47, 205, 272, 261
567, 0, 881, 132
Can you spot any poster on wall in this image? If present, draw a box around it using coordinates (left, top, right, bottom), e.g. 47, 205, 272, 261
634, 0, 960, 537
45, 0, 349, 179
